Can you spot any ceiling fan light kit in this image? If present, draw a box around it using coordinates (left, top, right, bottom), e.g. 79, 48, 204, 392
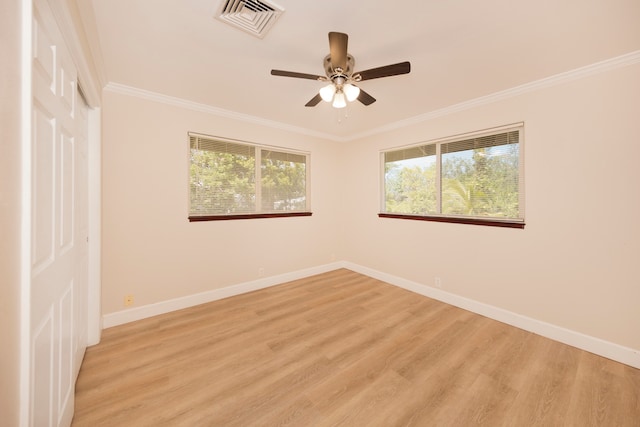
271, 32, 411, 109
343, 84, 360, 102
332, 91, 347, 109
320, 79, 359, 107
319, 84, 336, 102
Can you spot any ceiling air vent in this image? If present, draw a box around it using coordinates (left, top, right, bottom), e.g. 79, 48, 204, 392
216, 0, 284, 39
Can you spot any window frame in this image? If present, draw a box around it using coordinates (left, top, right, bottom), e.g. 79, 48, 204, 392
188, 132, 311, 222
379, 124, 525, 229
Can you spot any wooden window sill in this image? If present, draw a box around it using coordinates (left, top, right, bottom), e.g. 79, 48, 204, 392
378, 213, 525, 229
189, 212, 312, 222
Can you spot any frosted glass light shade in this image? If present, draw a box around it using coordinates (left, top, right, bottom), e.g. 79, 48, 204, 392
332, 91, 347, 108
319, 84, 336, 102
344, 84, 360, 102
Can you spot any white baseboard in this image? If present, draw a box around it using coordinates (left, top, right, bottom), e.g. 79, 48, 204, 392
343, 262, 640, 370
102, 261, 639, 369
102, 262, 344, 329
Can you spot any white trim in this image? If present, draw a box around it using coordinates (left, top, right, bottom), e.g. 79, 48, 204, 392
102, 262, 343, 328
350, 50, 640, 140
87, 107, 102, 345
72, 0, 108, 100
105, 82, 340, 142
101, 261, 640, 369
105, 50, 640, 143
19, 0, 33, 424
343, 262, 640, 370
47, 0, 103, 106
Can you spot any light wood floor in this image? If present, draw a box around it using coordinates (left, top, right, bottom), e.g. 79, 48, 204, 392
73, 269, 640, 426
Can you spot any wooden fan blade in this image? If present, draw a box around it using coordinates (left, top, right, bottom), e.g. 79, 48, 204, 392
356, 61, 411, 81
328, 32, 348, 71
305, 93, 323, 107
357, 89, 376, 106
271, 69, 325, 80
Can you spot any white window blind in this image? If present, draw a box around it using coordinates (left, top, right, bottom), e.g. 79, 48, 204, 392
384, 144, 438, 215
382, 125, 524, 224
189, 133, 310, 218
441, 130, 520, 219
260, 150, 307, 212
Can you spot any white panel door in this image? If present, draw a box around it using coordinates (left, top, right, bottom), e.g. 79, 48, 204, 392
31, 0, 89, 425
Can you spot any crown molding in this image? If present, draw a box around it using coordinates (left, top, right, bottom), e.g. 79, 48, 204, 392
350, 49, 640, 140
104, 82, 342, 141
105, 50, 640, 142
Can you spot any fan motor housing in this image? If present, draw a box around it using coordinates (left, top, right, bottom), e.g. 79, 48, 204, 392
324, 54, 355, 78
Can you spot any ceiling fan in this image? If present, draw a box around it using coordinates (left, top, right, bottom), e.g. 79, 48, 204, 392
271, 32, 411, 109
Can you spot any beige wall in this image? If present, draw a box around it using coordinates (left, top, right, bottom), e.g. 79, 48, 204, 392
340, 63, 640, 350
101, 91, 343, 314
101, 62, 639, 354
0, 0, 23, 424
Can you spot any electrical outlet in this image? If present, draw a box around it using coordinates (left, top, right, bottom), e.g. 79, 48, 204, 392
124, 294, 134, 307
258, 267, 265, 277
434, 277, 442, 289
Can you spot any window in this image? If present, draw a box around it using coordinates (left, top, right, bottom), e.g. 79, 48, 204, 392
381, 124, 524, 228
189, 133, 310, 221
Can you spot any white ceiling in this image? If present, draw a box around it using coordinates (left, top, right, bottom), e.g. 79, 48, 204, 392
80, 0, 640, 140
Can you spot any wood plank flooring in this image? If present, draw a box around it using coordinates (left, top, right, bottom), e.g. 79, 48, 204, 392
72, 269, 640, 426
